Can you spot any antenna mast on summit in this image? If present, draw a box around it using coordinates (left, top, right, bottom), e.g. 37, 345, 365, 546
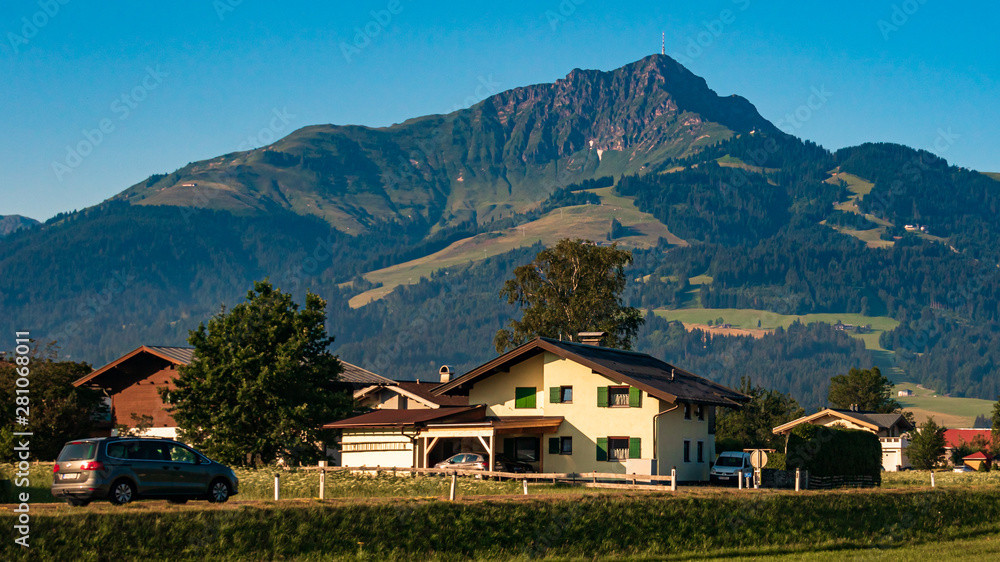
661, 32, 665, 55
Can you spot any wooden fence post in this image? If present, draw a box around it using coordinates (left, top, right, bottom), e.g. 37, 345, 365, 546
274, 473, 280, 501
319, 460, 327, 500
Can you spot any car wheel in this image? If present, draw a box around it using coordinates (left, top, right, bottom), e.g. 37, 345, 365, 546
66, 498, 90, 507
109, 479, 136, 505
167, 498, 189, 505
207, 479, 230, 503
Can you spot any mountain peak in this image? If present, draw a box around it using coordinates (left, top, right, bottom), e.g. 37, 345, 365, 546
116, 56, 777, 232
0, 215, 40, 237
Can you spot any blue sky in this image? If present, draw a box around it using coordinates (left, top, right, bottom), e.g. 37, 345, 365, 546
2, 1, 997, 221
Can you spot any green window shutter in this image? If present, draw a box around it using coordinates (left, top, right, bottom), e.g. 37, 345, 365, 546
550, 387, 561, 404
503, 438, 515, 459
515, 387, 536, 409
596, 437, 608, 461
629, 437, 641, 459
597, 386, 609, 408
629, 387, 642, 408
549, 437, 560, 454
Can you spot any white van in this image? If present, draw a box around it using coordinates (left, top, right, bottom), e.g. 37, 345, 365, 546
709, 451, 752, 485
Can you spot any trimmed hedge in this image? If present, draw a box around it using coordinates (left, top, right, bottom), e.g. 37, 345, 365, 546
764, 452, 786, 470
786, 423, 881, 480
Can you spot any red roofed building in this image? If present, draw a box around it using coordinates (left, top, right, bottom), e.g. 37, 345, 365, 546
943, 428, 992, 450
942, 428, 993, 467
962, 451, 993, 471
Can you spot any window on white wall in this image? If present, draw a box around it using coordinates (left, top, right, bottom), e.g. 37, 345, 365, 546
608, 437, 629, 460
608, 386, 630, 407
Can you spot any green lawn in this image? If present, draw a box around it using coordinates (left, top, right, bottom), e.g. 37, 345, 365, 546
0, 465, 599, 504
727, 534, 1000, 561
9, 488, 1000, 560
892, 381, 994, 427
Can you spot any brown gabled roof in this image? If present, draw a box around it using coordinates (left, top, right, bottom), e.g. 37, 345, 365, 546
75, 345, 390, 388
338, 362, 395, 385
772, 408, 914, 435
322, 405, 485, 429
73, 345, 194, 387
433, 337, 748, 407
394, 381, 468, 407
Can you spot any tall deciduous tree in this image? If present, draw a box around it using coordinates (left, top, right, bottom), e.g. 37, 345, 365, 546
0, 342, 105, 461
991, 396, 1000, 449
827, 366, 903, 413
907, 417, 946, 470
716, 377, 805, 450
494, 239, 644, 352
162, 280, 352, 466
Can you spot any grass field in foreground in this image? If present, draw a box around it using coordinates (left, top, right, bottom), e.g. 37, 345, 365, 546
729, 534, 1000, 561
0, 464, 599, 504
6, 488, 1000, 560
892, 381, 994, 427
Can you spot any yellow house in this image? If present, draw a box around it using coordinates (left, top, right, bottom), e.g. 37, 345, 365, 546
772, 407, 914, 471
326, 336, 748, 482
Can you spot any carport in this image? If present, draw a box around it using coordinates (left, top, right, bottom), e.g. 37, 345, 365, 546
420, 416, 563, 471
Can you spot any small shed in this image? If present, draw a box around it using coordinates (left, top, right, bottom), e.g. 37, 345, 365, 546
962, 451, 992, 471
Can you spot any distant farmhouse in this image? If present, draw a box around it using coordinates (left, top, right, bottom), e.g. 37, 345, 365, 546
773, 407, 913, 471
73, 345, 393, 439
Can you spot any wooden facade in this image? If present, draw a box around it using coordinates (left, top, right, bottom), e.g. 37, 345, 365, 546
73, 346, 192, 437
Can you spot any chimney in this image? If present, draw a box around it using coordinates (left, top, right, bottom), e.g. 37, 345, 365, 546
439, 365, 453, 384
578, 331, 607, 346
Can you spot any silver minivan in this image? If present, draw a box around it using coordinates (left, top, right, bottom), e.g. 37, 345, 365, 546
51, 437, 239, 506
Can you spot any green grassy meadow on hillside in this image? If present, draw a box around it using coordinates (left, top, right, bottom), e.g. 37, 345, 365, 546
348, 186, 685, 307
653, 308, 906, 378
892, 381, 994, 427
